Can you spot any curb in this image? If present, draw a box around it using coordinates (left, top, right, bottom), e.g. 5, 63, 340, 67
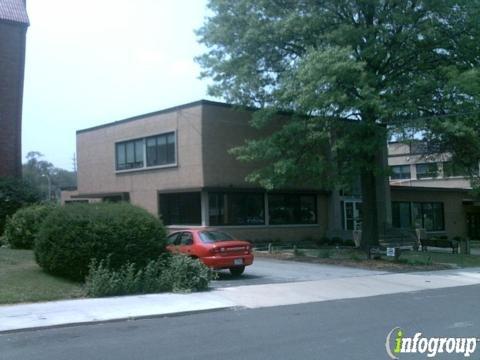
0, 306, 239, 335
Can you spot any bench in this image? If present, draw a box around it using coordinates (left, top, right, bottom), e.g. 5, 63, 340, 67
420, 239, 459, 254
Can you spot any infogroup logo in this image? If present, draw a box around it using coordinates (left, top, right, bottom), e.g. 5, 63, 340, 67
385, 327, 478, 359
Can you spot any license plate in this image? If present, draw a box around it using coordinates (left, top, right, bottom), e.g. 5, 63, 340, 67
234, 258, 244, 265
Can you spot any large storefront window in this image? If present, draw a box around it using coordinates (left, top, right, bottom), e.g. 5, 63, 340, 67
159, 192, 201, 225
209, 192, 265, 226
392, 201, 444, 231
412, 202, 444, 231
392, 201, 412, 228
268, 194, 317, 225
341, 200, 362, 230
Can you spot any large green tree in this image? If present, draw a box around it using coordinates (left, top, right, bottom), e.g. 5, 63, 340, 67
197, 0, 480, 250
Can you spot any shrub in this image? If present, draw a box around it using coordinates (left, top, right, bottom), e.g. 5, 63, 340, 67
4, 204, 55, 249
85, 254, 217, 297
329, 237, 343, 246
35, 203, 167, 281
316, 236, 330, 248
342, 239, 356, 247
0, 177, 40, 235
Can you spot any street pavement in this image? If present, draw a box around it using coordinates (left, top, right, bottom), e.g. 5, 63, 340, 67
1, 284, 479, 360
1, 259, 480, 333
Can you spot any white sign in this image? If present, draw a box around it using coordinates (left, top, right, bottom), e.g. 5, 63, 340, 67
386, 247, 396, 257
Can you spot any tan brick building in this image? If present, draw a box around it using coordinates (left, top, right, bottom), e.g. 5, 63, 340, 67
0, 0, 29, 178
72, 100, 476, 242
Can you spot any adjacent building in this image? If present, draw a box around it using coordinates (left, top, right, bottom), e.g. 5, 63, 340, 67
0, 0, 29, 178
388, 141, 480, 239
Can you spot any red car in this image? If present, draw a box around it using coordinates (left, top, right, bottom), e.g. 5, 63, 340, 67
165, 230, 254, 276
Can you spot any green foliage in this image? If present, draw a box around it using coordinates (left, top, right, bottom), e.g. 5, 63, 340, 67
85, 255, 217, 297
293, 246, 305, 257
22, 151, 77, 202
317, 249, 332, 259
4, 205, 56, 249
0, 177, 40, 236
197, 0, 480, 245
35, 203, 167, 281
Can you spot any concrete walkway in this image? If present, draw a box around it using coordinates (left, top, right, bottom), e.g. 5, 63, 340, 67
1, 267, 480, 333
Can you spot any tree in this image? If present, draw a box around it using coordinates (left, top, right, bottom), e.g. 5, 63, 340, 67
23, 152, 77, 201
197, 0, 480, 250
0, 177, 40, 235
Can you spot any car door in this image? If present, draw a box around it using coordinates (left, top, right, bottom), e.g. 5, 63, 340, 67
178, 232, 194, 256
166, 232, 182, 253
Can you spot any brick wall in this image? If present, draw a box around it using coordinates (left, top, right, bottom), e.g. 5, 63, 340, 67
0, 21, 27, 178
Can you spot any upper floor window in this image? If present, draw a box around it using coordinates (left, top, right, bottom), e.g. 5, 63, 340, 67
443, 161, 476, 178
390, 165, 411, 180
116, 139, 144, 170
416, 163, 438, 179
115, 132, 176, 171
146, 133, 176, 167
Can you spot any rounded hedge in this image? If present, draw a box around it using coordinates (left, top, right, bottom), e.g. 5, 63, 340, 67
4, 204, 56, 249
35, 203, 167, 281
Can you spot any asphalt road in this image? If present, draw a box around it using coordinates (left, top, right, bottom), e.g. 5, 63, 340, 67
211, 257, 386, 288
2, 285, 479, 360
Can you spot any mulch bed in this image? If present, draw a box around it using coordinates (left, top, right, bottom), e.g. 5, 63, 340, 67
254, 251, 452, 272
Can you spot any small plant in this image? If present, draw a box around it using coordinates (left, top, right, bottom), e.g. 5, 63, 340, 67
330, 237, 343, 247
85, 254, 218, 297
349, 251, 362, 261
293, 246, 305, 257
316, 236, 330, 248
317, 249, 331, 259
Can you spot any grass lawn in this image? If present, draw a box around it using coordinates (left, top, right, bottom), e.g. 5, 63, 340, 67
0, 247, 84, 305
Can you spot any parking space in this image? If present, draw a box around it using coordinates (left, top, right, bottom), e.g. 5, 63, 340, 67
211, 257, 387, 288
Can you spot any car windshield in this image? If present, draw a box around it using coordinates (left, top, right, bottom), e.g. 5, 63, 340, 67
199, 231, 234, 243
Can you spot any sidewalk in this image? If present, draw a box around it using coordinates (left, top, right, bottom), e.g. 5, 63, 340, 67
1, 267, 480, 333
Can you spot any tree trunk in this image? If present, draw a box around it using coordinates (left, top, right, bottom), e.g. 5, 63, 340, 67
360, 160, 380, 257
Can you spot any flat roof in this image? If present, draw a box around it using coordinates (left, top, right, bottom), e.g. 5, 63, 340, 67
76, 100, 241, 134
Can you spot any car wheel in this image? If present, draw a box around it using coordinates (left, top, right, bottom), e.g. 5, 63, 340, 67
229, 266, 245, 276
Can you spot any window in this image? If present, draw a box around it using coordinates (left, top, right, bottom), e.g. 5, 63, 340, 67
412, 202, 444, 231
179, 232, 193, 245
392, 202, 412, 228
199, 231, 234, 243
443, 161, 474, 178
341, 200, 362, 230
390, 165, 411, 180
268, 194, 317, 225
115, 132, 176, 171
166, 232, 181, 245
209, 192, 265, 226
416, 163, 438, 179
146, 132, 176, 167
116, 139, 144, 170
159, 192, 201, 225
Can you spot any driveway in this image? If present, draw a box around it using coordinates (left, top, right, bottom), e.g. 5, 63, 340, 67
211, 257, 386, 288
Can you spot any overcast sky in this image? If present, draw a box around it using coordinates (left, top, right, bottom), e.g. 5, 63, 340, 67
22, 0, 215, 170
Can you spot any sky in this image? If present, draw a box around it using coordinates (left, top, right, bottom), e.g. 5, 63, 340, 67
22, 0, 216, 170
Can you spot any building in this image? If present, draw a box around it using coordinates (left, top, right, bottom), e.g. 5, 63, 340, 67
0, 0, 29, 178
71, 100, 390, 242
388, 141, 480, 239
71, 100, 477, 242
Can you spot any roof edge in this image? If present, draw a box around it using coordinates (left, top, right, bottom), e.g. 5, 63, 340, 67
76, 99, 237, 134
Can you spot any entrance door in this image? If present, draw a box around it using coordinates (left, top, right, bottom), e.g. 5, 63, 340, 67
467, 213, 480, 239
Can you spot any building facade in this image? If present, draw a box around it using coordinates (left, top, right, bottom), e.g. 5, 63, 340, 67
388, 141, 479, 239
0, 0, 29, 178
72, 100, 477, 242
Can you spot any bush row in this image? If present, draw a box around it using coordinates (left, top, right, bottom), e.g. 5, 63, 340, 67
85, 255, 217, 297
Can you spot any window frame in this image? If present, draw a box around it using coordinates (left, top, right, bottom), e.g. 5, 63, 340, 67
415, 163, 439, 179
390, 165, 411, 180
115, 131, 177, 173
268, 193, 317, 225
